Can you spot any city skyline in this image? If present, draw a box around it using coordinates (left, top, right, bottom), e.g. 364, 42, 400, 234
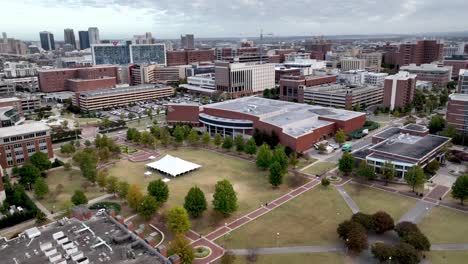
2, 0, 468, 41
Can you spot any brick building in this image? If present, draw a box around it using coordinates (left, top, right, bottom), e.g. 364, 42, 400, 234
383, 71, 417, 110
443, 56, 468, 80
0, 122, 53, 168
304, 39, 332, 60
275, 67, 301, 83
38, 66, 118, 92
446, 93, 468, 134
166, 50, 214, 66
167, 97, 365, 152
400, 63, 452, 87
383, 40, 444, 68
279, 75, 337, 102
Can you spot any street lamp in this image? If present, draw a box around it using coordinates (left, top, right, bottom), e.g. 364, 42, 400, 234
388, 256, 392, 264
345, 238, 349, 254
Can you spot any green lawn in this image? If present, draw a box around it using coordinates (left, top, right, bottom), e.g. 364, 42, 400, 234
343, 183, 416, 220
106, 148, 296, 234
427, 251, 468, 264
419, 206, 468, 244
41, 168, 104, 212
232, 252, 346, 264
296, 158, 317, 170
302, 162, 336, 176
216, 186, 352, 249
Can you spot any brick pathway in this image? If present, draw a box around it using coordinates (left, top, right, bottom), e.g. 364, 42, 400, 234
188, 179, 320, 263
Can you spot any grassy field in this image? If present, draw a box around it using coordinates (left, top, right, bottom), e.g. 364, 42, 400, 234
216, 186, 352, 248
232, 252, 346, 264
41, 168, 103, 212
343, 183, 416, 220
419, 206, 468, 244
296, 158, 317, 170
106, 148, 296, 234
302, 162, 336, 176
427, 251, 468, 264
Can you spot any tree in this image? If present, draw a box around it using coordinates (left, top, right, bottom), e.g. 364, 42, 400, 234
168, 235, 195, 264
97, 171, 108, 190
187, 129, 200, 145
234, 135, 245, 152
269, 161, 283, 187
183, 186, 207, 218
256, 144, 272, 169
222, 135, 233, 150
34, 177, 49, 199
167, 206, 191, 234
351, 212, 374, 231
60, 143, 76, 154
106, 176, 118, 194
404, 166, 426, 192
452, 175, 468, 205
335, 128, 346, 145
138, 195, 159, 220
357, 160, 375, 180
202, 132, 211, 145
289, 152, 299, 168
71, 190, 88, 205
345, 223, 368, 253
371, 242, 395, 263
127, 184, 144, 210
173, 125, 185, 144
214, 133, 222, 147
443, 124, 458, 138
424, 160, 440, 175
395, 221, 421, 238
29, 152, 52, 172
382, 161, 396, 185
401, 231, 431, 251
245, 138, 257, 155
272, 145, 289, 174
19, 163, 41, 189
212, 179, 238, 216
394, 243, 420, 264
321, 178, 330, 187
372, 211, 394, 234
117, 181, 130, 198
428, 115, 445, 134
36, 210, 47, 224
338, 151, 355, 176
147, 179, 169, 203
318, 143, 327, 154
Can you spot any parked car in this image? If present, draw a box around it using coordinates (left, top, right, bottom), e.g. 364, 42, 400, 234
329, 143, 339, 150
342, 144, 352, 152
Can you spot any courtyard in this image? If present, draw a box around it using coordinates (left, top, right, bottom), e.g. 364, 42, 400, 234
105, 148, 299, 234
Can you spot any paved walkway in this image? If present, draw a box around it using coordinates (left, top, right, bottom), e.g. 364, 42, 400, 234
187, 179, 320, 264
230, 245, 345, 255
336, 186, 360, 214
398, 200, 435, 224
26, 192, 54, 220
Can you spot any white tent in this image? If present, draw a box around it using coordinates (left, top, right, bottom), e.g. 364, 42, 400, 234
146, 154, 201, 177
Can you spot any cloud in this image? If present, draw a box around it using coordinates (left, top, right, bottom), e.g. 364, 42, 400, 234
4, 0, 468, 39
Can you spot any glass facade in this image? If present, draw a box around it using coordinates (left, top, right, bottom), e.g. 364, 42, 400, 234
130, 44, 166, 65
93, 45, 130, 65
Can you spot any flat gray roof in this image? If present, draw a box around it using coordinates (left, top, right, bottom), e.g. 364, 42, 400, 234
79, 84, 172, 97
370, 134, 450, 160
204, 97, 364, 137
0, 122, 50, 138
374, 127, 401, 139
403, 123, 428, 132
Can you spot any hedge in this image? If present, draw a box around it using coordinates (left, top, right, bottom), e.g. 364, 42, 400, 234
89, 202, 121, 212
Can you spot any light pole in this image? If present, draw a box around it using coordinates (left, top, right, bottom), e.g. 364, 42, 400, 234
388, 256, 392, 264
345, 238, 349, 254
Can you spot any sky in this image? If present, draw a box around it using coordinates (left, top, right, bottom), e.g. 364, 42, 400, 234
1, 0, 468, 41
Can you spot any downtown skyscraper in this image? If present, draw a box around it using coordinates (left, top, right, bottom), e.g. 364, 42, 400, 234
39, 31, 55, 51
64, 28, 76, 49
79, 30, 90, 50
88, 27, 100, 45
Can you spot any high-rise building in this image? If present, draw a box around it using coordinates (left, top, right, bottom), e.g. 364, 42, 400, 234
78, 30, 90, 50
91, 44, 130, 65
383, 40, 444, 67
215, 61, 275, 98
64, 28, 76, 49
443, 55, 468, 80
129, 44, 166, 65
180, 34, 195, 50
383, 71, 417, 111
400, 63, 452, 87
446, 93, 468, 134
2, 32, 6, 44
133, 32, 156, 44
304, 39, 332, 60
458, 69, 468, 94
88, 27, 100, 45
39, 31, 55, 51
340, 57, 366, 71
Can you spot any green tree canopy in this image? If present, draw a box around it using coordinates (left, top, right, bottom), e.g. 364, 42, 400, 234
183, 186, 207, 218
202, 132, 211, 145
404, 166, 426, 192
147, 179, 169, 203
338, 151, 355, 175
127, 184, 144, 209
34, 177, 49, 199
29, 152, 52, 172
245, 138, 257, 155
452, 175, 468, 205
335, 128, 346, 145
256, 144, 272, 169
269, 161, 284, 187
428, 115, 445, 134
138, 195, 159, 220
272, 145, 289, 174
357, 160, 375, 180
168, 235, 195, 264
222, 135, 234, 149
214, 133, 223, 147
382, 161, 396, 185
212, 179, 238, 216
234, 135, 245, 152
187, 129, 200, 145
19, 163, 41, 189
71, 190, 88, 205
167, 206, 191, 234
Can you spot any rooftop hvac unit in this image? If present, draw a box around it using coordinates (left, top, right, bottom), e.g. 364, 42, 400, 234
70, 251, 84, 261
40, 242, 53, 252
48, 252, 62, 263
44, 248, 58, 257
52, 231, 65, 240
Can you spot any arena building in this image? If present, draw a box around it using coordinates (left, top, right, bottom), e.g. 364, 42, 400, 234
167, 97, 365, 152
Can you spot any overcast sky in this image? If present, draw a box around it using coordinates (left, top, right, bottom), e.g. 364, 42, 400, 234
2, 0, 468, 41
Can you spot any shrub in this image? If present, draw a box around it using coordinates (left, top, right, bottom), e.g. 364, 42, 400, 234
394, 243, 420, 264
395, 221, 420, 237
372, 211, 394, 234
321, 178, 330, 186
401, 231, 431, 251
346, 222, 368, 253
351, 212, 374, 231
371, 242, 395, 262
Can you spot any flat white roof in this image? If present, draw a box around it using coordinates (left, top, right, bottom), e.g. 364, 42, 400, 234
0, 122, 50, 138
146, 154, 201, 177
